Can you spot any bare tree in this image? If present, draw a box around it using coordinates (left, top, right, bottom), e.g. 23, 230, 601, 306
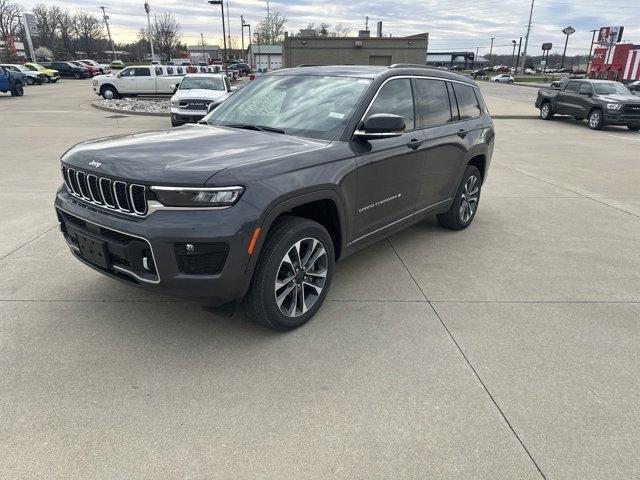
152, 12, 182, 61
333, 23, 351, 37
256, 11, 286, 44
318, 22, 330, 37
74, 11, 103, 56
32, 4, 62, 50
0, 0, 21, 39
58, 10, 75, 55
34, 45, 52, 60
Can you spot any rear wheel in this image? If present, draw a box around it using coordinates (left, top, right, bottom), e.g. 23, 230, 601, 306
74, 72, 81, 79
244, 216, 335, 331
437, 165, 482, 230
588, 109, 604, 130
540, 102, 553, 120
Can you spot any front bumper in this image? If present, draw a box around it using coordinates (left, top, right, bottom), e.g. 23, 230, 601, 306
170, 107, 207, 123
54, 187, 262, 304
604, 110, 640, 126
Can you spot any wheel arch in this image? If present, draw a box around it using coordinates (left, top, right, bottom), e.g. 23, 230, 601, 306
100, 83, 118, 95
247, 189, 348, 275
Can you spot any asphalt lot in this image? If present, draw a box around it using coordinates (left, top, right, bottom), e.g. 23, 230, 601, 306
1, 78, 640, 479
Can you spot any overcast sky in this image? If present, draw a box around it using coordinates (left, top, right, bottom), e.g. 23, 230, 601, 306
25, 0, 639, 56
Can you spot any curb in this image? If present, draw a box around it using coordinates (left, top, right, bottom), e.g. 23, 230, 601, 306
91, 101, 170, 117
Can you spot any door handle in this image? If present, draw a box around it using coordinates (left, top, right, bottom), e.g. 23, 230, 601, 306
407, 138, 425, 150
457, 129, 468, 139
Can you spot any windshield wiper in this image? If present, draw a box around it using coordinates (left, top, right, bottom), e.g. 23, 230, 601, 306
222, 123, 285, 134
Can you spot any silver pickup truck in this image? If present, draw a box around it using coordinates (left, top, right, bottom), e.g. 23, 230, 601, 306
92, 65, 183, 99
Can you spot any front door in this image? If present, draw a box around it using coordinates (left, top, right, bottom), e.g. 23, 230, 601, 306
556, 80, 582, 116
132, 67, 155, 93
352, 78, 426, 241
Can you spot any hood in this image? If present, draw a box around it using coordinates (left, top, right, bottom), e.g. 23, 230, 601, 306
61, 124, 330, 186
96, 73, 116, 81
598, 94, 640, 103
171, 89, 229, 102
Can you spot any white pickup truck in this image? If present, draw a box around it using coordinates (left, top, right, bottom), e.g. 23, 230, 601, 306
92, 65, 183, 99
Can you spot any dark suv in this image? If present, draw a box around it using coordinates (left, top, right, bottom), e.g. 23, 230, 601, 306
55, 65, 495, 330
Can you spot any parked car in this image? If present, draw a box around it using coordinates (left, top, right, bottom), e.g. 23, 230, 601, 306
44, 61, 91, 79
23, 62, 60, 83
230, 62, 251, 76
472, 68, 488, 78
490, 73, 514, 83
68, 61, 99, 76
536, 79, 640, 131
93, 65, 184, 99
170, 73, 233, 126
54, 65, 494, 330
629, 80, 640, 94
109, 59, 125, 69
1, 64, 43, 85
0, 65, 25, 96
78, 59, 111, 74
524, 68, 536, 75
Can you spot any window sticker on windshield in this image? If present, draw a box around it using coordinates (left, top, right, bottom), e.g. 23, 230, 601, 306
328, 112, 345, 119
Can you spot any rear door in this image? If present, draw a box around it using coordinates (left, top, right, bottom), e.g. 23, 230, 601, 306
353, 78, 426, 241
413, 77, 467, 210
131, 67, 155, 93
556, 81, 581, 115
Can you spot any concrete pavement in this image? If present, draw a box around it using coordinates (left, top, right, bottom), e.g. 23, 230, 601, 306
1, 78, 639, 479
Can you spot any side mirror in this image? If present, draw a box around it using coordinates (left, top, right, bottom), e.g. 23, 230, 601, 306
172, 84, 178, 93
354, 114, 405, 140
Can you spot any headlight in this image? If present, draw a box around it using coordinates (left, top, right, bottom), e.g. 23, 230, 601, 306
607, 103, 623, 110
92, 79, 98, 86
152, 186, 244, 207
171, 98, 179, 107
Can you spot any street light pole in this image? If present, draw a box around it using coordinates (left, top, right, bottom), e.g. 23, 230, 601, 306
489, 37, 494, 68
510, 39, 517, 71
240, 15, 244, 53
144, 3, 155, 62
208, 0, 228, 75
201, 33, 206, 63
99, 6, 117, 60
586, 29, 597, 75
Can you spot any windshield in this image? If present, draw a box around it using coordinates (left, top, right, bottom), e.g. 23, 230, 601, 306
28, 64, 43, 71
180, 76, 225, 91
594, 82, 631, 95
206, 75, 372, 141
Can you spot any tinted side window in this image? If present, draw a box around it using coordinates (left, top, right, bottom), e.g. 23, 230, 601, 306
167, 67, 174, 74
414, 79, 452, 128
366, 78, 415, 130
452, 83, 481, 120
133, 68, 151, 77
565, 81, 580, 93
446, 83, 459, 121
578, 83, 592, 94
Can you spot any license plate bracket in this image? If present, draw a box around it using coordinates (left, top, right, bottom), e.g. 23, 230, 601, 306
77, 232, 110, 268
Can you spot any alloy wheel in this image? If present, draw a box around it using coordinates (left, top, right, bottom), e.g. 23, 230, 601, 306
589, 112, 600, 129
274, 237, 328, 317
459, 175, 479, 223
541, 104, 549, 118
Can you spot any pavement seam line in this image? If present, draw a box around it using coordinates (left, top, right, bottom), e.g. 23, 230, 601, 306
0, 225, 58, 263
386, 238, 548, 480
494, 162, 640, 220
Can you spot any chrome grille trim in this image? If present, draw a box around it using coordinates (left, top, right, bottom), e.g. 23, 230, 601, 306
61, 165, 149, 217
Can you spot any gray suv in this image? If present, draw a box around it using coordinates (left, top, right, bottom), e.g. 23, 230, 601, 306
55, 65, 495, 330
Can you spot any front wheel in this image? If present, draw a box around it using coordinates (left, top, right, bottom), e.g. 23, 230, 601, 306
437, 165, 482, 230
101, 86, 119, 99
171, 118, 185, 127
44, 76, 50, 83
588, 109, 604, 130
74, 72, 81, 79
244, 217, 335, 331
26, 77, 34, 85
11, 83, 24, 97
628, 125, 640, 131
540, 102, 553, 120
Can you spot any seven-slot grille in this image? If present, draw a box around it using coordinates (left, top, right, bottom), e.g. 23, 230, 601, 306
622, 104, 640, 116
61, 165, 148, 215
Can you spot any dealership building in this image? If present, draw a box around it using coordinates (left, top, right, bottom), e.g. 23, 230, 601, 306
282, 31, 428, 68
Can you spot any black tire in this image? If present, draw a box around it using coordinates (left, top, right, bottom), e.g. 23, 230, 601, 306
540, 101, 553, 120
74, 72, 81, 79
627, 125, 640, 131
437, 165, 482, 230
243, 216, 335, 331
26, 77, 34, 85
101, 85, 119, 100
44, 76, 50, 83
11, 82, 24, 97
171, 118, 185, 127
588, 109, 604, 130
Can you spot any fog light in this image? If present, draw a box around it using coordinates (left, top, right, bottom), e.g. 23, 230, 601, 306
185, 243, 195, 253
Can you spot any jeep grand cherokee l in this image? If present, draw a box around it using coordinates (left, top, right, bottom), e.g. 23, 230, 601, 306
55, 65, 494, 330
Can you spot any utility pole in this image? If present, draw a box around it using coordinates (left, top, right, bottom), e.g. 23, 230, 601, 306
522, 0, 535, 67
473, 46, 479, 70
144, 3, 155, 62
99, 6, 117, 60
201, 33, 206, 63
208, 0, 227, 75
514, 36, 522, 74
488, 37, 494, 67
240, 15, 244, 53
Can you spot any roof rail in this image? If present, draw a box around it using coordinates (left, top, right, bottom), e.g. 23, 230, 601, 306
388, 63, 437, 69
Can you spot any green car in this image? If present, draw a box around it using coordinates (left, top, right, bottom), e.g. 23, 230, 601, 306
109, 60, 125, 69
